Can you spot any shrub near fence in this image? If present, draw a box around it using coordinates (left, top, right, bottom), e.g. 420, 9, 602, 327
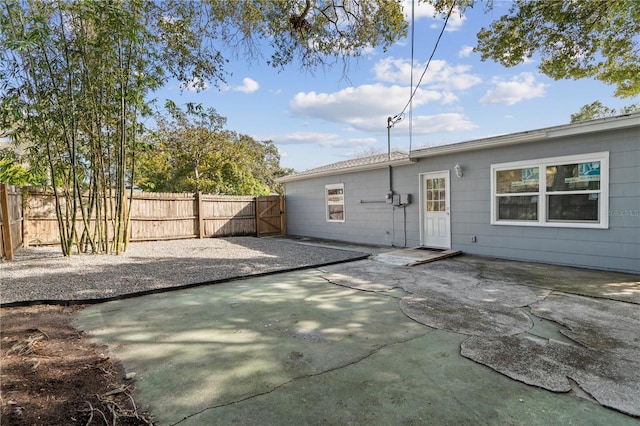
1, 186, 284, 255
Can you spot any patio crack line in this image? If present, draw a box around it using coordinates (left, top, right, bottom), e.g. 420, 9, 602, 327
169, 333, 429, 426
318, 274, 405, 300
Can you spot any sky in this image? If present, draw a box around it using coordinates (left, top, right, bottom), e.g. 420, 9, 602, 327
157, 1, 639, 173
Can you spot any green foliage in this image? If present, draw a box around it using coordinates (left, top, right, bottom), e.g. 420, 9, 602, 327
1, 0, 406, 254
0, 152, 46, 186
137, 105, 291, 195
571, 101, 640, 123
211, 0, 407, 71
475, 0, 640, 97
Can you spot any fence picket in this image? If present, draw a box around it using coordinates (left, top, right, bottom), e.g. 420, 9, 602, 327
1, 187, 284, 254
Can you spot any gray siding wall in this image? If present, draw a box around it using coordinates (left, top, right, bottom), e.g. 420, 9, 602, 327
284, 167, 419, 247
284, 126, 639, 273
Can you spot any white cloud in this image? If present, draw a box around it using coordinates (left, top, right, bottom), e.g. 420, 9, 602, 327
440, 12, 466, 32
274, 132, 337, 145
480, 73, 547, 105
233, 77, 260, 94
395, 113, 478, 135
373, 57, 481, 91
402, 0, 437, 20
273, 132, 376, 148
458, 45, 474, 58
321, 137, 377, 148
401, 0, 465, 31
290, 84, 454, 132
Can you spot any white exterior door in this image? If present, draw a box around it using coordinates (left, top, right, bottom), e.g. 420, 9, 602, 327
420, 171, 451, 249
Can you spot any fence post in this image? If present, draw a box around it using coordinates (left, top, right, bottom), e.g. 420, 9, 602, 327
279, 195, 286, 236
0, 183, 14, 260
197, 191, 204, 238
22, 187, 28, 247
254, 196, 259, 237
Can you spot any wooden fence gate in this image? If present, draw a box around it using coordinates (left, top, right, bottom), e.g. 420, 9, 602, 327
256, 195, 285, 237
1, 187, 287, 258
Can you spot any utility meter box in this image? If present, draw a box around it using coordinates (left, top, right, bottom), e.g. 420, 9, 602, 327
392, 193, 412, 206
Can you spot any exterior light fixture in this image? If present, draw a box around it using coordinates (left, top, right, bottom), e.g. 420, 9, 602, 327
454, 163, 463, 178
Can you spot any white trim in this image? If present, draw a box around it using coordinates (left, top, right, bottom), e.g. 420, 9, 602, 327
278, 113, 638, 183
419, 170, 451, 249
412, 131, 547, 159
490, 152, 609, 229
325, 183, 345, 223
411, 113, 639, 161
277, 157, 416, 183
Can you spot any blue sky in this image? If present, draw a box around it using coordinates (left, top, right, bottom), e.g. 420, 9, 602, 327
158, 1, 639, 172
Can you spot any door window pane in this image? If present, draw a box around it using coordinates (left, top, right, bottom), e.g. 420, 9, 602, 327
426, 178, 446, 211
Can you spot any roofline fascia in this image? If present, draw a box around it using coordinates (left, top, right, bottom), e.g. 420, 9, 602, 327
410, 131, 547, 159
410, 113, 640, 160
278, 113, 640, 183
277, 157, 416, 183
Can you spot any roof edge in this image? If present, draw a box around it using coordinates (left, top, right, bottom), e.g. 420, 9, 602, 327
410, 112, 640, 160
278, 113, 639, 183
277, 157, 416, 183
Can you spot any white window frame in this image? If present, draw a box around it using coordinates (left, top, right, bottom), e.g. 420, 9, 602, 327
325, 183, 345, 222
491, 152, 609, 229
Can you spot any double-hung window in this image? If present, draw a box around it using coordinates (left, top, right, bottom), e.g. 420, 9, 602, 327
326, 183, 345, 222
491, 152, 609, 228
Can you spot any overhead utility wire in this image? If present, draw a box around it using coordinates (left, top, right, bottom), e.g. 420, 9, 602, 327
409, 0, 415, 151
391, 1, 457, 126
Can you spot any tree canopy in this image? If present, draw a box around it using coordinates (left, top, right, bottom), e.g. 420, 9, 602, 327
473, 0, 640, 97
0, 0, 406, 255
570, 101, 640, 123
137, 103, 292, 195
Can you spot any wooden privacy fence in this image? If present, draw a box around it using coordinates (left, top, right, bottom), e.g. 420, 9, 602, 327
1, 186, 285, 257
0, 183, 24, 260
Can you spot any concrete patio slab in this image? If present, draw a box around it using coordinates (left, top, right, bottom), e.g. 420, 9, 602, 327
372, 247, 461, 266
75, 253, 640, 425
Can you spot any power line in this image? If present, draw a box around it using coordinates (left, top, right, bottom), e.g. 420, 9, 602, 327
395, 1, 457, 126
409, 0, 415, 151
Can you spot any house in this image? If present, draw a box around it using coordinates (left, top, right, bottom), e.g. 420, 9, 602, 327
278, 113, 640, 274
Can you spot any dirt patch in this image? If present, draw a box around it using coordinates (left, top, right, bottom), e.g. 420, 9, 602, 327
1, 305, 153, 425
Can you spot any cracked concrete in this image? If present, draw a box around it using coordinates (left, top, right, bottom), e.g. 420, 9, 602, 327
75, 248, 640, 425
322, 254, 640, 419
75, 270, 428, 425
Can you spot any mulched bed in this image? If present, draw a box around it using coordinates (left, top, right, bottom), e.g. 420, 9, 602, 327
1, 305, 153, 425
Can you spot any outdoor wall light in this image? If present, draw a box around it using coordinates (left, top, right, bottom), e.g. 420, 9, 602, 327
454, 163, 463, 178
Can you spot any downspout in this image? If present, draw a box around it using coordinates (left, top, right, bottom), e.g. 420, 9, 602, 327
387, 117, 394, 246
387, 117, 393, 195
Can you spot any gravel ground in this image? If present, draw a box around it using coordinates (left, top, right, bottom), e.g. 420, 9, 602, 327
0, 237, 370, 306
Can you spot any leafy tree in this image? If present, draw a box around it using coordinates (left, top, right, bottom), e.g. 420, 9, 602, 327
138, 104, 291, 195
0, 150, 46, 186
570, 101, 640, 123
212, 0, 407, 71
620, 104, 640, 115
473, 0, 640, 97
1, 0, 405, 255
